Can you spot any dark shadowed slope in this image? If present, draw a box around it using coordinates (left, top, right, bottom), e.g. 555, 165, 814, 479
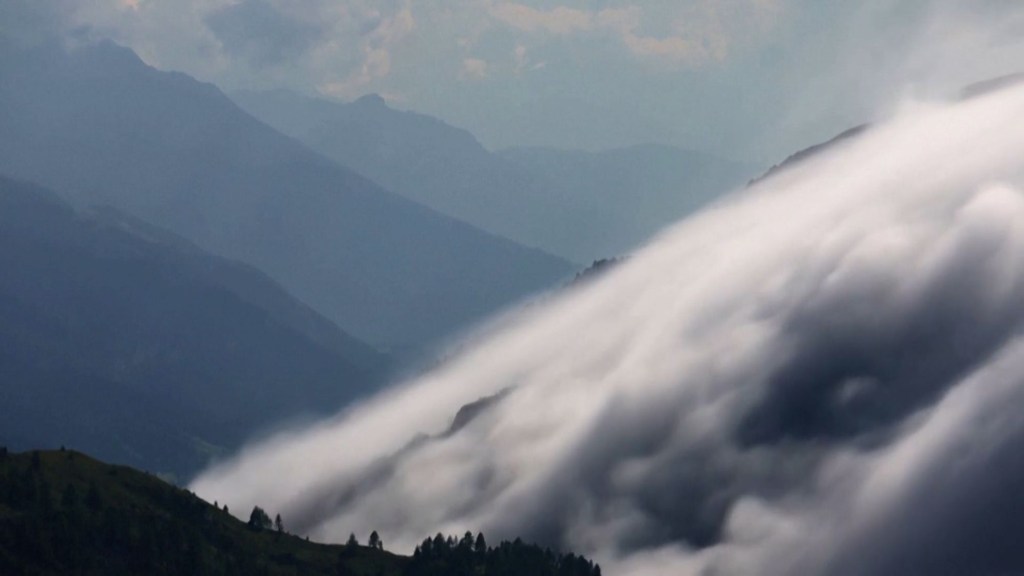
0, 176, 386, 479
0, 41, 571, 348
0, 449, 600, 576
0, 449, 407, 576
230, 89, 755, 262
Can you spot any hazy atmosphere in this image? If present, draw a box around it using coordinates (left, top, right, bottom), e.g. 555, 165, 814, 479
4, 1, 1024, 575
8, 1, 1024, 161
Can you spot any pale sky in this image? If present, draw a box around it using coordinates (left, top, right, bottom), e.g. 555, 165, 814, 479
7, 0, 1024, 163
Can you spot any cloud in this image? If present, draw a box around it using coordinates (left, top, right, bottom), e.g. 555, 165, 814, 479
318, 5, 415, 99
206, 0, 327, 68
596, 7, 715, 64
488, 1, 779, 67
490, 3, 593, 35
512, 44, 543, 74
460, 57, 488, 79
193, 83, 1024, 575
602, 0, 783, 65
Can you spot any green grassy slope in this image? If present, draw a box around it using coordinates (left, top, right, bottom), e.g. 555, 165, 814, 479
0, 449, 404, 575
0, 449, 601, 576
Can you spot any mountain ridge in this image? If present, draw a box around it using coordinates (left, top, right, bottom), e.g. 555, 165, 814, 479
0, 175, 387, 479
0, 40, 572, 348
230, 88, 756, 263
0, 448, 601, 576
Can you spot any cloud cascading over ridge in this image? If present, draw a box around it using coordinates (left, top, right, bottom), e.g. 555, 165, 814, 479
193, 84, 1024, 575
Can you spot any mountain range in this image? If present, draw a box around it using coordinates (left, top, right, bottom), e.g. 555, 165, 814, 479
0, 40, 572, 349
0, 176, 386, 479
0, 37, 759, 482
231, 89, 756, 263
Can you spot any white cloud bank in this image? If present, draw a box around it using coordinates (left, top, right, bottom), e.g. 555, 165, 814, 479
193, 81, 1024, 575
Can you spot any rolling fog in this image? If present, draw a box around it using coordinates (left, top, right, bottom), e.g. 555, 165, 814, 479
194, 82, 1024, 575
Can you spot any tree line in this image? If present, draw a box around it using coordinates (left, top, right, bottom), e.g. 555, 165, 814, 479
0, 448, 603, 575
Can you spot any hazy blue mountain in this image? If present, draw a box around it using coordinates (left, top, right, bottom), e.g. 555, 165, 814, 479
0, 41, 571, 348
749, 125, 869, 186
961, 73, 1024, 100
0, 175, 387, 479
230, 90, 561, 254
499, 145, 756, 259
749, 75, 1024, 187
230, 89, 756, 263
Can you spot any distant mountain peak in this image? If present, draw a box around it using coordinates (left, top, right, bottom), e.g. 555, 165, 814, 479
0, 45, 571, 347
73, 38, 147, 70
353, 93, 388, 108
961, 72, 1024, 100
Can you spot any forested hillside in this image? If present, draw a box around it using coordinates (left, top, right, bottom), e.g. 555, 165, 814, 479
0, 449, 601, 576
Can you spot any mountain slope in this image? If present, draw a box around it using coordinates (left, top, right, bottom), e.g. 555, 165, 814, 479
0, 176, 384, 479
0, 41, 571, 348
749, 125, 869, 185
499, 144, 754, 259
749, 75, 1024, 187
230, 89, 755, 262
0, 449, 407, 575
0, 449, 600, 576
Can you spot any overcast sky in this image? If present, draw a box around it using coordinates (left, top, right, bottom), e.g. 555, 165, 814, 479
7, 0, 1024, 163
